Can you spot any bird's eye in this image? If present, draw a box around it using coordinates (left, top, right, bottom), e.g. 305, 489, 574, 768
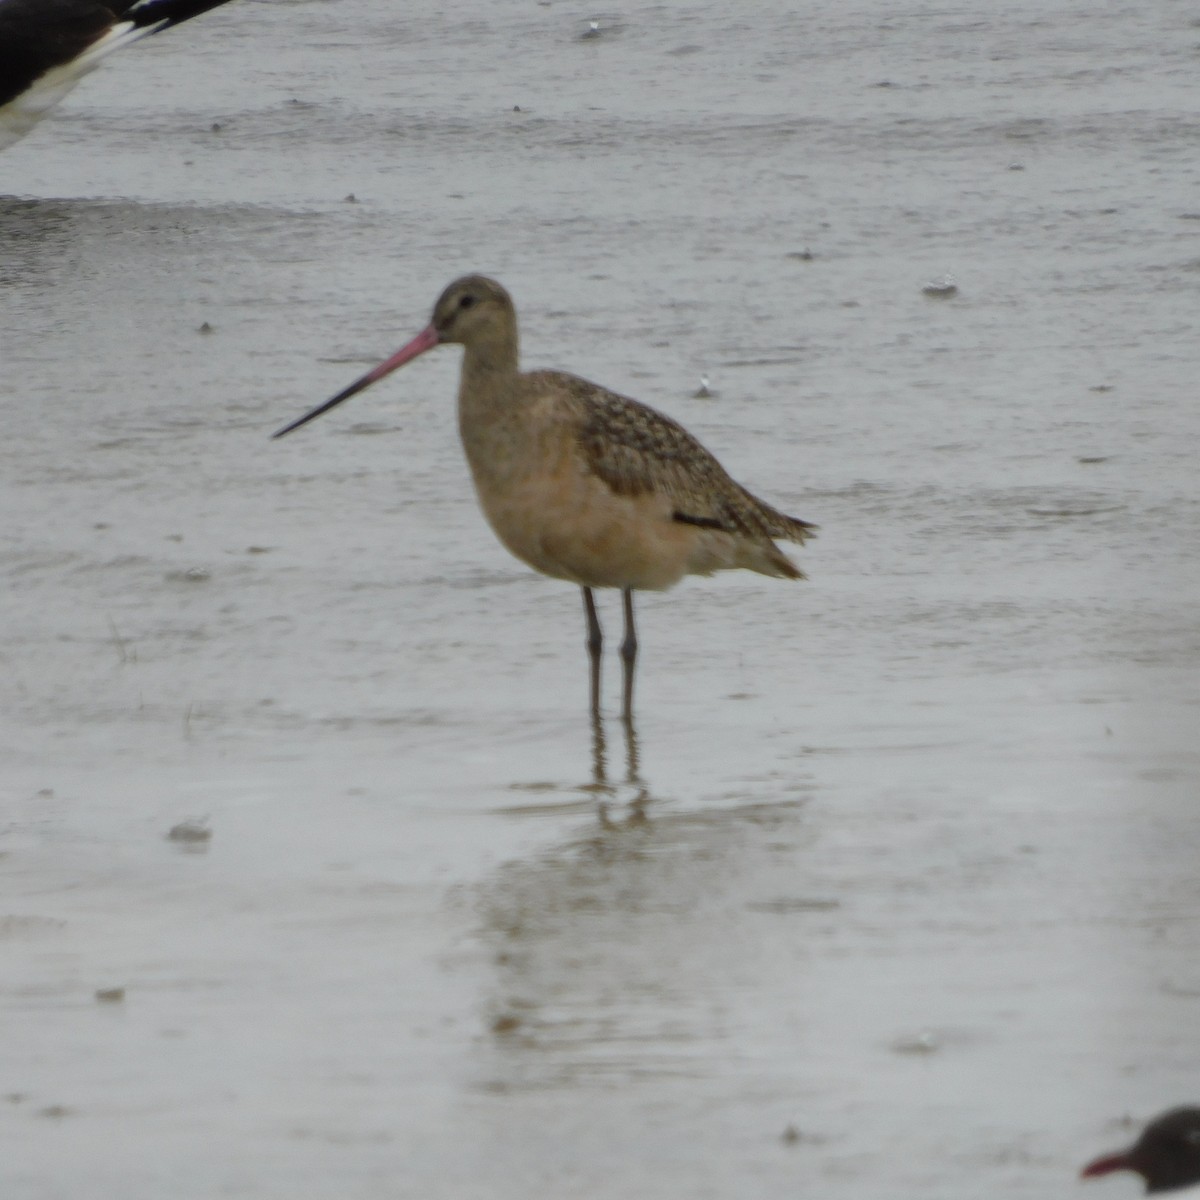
459, 295, 476, 310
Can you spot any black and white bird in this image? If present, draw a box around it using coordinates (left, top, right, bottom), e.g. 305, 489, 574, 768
1082, 1108, 1200, 1195
0, 0, 236, 150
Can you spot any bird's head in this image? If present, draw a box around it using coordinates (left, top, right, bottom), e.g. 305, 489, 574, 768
431, 275, 517, 350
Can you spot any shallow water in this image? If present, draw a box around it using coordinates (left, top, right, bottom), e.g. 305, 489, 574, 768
2, 1, 1199, 1196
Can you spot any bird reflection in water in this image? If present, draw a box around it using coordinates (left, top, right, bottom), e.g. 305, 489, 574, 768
588, 711, 650, 826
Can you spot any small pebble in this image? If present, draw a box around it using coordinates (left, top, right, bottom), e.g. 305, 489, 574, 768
892, 1030, 939, 1055
781, 1124, 803, 1145
167, 819, 212, 844
198, 322, 213, 334
922, 275, 958, 298
95, 987, 125, 1004
164, 566, 211, 583
344, 193, 357, 203
692, 374, 713, 399
786, 249, 814, 261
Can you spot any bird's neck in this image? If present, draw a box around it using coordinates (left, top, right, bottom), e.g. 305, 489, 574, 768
456, 338, 531, 485
461, 341, 518, 382
461, 313, 520, 378
458, 332, 521, 421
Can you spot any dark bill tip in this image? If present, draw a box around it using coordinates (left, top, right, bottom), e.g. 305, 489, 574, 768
271, 323, 440, 439
272, 378, 362, 439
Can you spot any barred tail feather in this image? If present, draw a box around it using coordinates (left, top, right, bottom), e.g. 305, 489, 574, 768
741, 489, 817, 546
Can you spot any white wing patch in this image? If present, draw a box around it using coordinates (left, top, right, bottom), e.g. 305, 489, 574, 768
0, 20, 156, 150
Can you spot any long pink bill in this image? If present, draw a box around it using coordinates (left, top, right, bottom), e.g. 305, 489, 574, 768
1080, 1152, 1132, 1180
272, 324, 440, 439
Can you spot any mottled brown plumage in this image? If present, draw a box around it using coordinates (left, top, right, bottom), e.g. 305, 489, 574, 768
274, 274, 815, 719
573, 374, 814, 549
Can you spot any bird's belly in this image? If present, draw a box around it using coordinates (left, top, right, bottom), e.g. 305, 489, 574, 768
472, 465, 696, 591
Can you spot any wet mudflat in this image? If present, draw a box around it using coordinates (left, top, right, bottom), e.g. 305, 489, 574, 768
2, 1, 1199, 1197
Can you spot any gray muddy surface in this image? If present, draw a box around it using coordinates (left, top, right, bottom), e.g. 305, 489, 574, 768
2, 1, 1198, 1196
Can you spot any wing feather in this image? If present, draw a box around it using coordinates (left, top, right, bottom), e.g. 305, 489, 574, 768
529, 370, 815, 546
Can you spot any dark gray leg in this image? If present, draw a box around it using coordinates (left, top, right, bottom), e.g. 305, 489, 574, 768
620, 587, 638, 722
582, 587, 602, 716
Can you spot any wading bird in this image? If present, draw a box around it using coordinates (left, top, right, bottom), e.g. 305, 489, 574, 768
274, 275, 815, 720
1082, 1107, 1200, 1195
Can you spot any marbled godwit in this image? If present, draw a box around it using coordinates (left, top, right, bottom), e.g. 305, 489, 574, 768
1081, 1107, 1200, 1194
273, 275, 815, 720
0, 0, 237, 151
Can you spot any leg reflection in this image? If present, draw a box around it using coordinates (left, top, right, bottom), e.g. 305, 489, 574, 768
589, 710, 649, 825
623, 712, 641, 785
622, 713, 650, 822
589, 708, 610, 792
588, 709, 642, 792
